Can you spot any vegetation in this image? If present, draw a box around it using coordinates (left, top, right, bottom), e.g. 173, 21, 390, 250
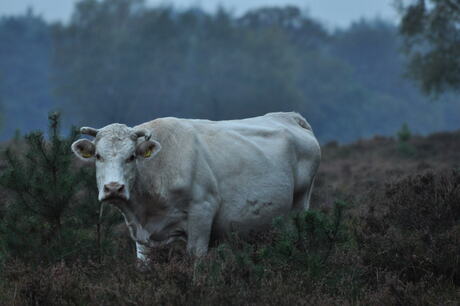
0, 0, 459, 303
399, 0, 460, 94
397, 123, 416, 157
0, 1, 460, 142
0, 113, 120, 265
0, 118, 459, 304
356, 170, 460, 285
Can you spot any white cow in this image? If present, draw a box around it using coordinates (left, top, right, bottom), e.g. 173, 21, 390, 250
71, 112, 321, 262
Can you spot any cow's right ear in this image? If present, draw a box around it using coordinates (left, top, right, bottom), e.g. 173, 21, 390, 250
71, 139, 96, 161
136, 140, 161, 159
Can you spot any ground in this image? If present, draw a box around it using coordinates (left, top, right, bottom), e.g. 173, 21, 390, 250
0, 130, 459, 305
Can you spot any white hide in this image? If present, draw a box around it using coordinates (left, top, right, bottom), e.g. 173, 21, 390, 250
72, 112, 321, 262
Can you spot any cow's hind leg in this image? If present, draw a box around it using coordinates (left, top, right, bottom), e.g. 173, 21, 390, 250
292, 158, 318, 211
292, 175, 316, 211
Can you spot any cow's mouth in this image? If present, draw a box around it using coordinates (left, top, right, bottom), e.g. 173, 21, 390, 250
101, 195, 129, 203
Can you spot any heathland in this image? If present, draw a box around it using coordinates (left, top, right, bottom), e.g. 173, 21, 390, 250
0, 119, 458, 305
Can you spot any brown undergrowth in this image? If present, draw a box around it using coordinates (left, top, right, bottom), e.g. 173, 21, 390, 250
0, 130, 459, 305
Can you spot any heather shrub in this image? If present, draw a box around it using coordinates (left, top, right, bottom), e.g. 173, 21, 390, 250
1, 204, 354, 304
356, 169, 460, 284
0, 127, 459, 304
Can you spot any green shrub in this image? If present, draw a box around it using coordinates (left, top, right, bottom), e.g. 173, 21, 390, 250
397, 123, 411, 142
261, 201, 349, 276
396, 123, 416, 157
194, 201, 351, 287
0, 113, 119, 265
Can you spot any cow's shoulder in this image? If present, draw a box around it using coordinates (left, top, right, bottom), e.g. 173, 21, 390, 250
134, 117, 184, 133
134, 118, 195, 143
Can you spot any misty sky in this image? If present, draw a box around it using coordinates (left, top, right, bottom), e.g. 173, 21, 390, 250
0, 0, 399, 28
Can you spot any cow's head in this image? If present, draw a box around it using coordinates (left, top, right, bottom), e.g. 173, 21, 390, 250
71, 124, 161, 202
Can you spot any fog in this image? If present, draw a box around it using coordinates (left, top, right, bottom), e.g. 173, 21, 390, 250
0, 0, 459, 143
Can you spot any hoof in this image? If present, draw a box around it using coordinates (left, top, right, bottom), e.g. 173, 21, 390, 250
136, 259, 151, 273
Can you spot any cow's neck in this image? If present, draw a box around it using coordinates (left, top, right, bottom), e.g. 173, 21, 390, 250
115, 170, 186, 245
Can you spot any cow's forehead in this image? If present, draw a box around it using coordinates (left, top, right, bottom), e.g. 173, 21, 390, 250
95, 124, 136, 153
96, 123, 132, 140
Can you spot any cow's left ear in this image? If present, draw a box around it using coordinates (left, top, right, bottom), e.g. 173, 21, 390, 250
136, 140, 161, 159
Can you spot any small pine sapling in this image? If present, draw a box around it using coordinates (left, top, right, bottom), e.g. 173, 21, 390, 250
0, 112, 118, 264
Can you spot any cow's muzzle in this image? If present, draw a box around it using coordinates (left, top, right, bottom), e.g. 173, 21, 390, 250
101, 182, 128, 201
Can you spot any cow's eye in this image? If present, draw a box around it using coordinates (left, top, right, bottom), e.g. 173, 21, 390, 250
95, 153, 101, 161
127, 154, 136, 162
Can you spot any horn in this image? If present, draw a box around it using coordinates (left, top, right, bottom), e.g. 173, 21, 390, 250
133, 129, 151, 141
80, 127, 99, 137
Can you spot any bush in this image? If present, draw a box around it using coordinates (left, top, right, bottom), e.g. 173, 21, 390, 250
261, 201, 349, 276
397, 123, 416, 157
0, 113, 120, 265
355, 169, 460, 284
191, 201, 354, 299
397, 123, 411, 143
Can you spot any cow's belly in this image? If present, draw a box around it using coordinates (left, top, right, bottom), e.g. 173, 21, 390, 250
212, 169, 295, 236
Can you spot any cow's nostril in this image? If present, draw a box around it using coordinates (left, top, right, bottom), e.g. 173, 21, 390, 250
104, 182, 124, 195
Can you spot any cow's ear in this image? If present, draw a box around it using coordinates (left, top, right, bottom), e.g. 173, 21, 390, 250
136, 140, 161, 159
71, 139, 96, 161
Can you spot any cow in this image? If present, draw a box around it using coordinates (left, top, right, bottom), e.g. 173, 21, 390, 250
71, 112, 321, 263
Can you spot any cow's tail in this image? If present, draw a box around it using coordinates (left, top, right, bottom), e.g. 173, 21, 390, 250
292, 112, 312, 132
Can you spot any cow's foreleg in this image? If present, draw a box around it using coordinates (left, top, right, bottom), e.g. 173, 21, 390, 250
136, 241, 150, 262
186, 200, 217, 257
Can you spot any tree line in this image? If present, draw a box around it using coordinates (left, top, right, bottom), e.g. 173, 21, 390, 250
0, 0, 459, 143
